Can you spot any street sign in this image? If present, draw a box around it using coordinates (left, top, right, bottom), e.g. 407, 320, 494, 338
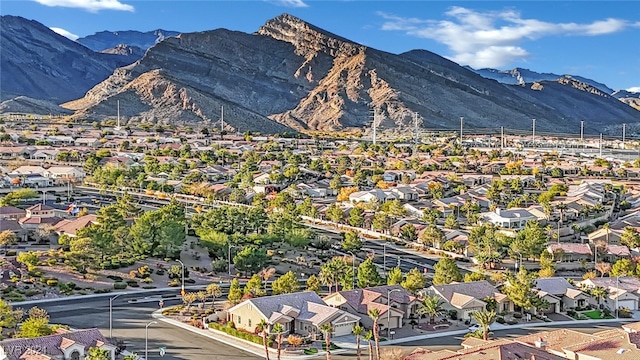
159, 300, 164, 308
159, 347, 166, 357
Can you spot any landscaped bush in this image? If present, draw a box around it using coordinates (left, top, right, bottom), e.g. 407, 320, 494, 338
303, 348, 318, 355
156, 269, 165, 276
448, 310, 457, 320
94, 288, 112, 294
113, 282, 127, 290
208, 322, 272, 346
25, 289, 41, 297
47, 258, 57, 266
496, 317, 505, 324
107, 275, 123, 282
184, 278, 196, 284
142, 278, 153, 284
506, 319, 518, 325
619, 307, 633, 318
513, 313, 523, 319
46, 278, 59, 286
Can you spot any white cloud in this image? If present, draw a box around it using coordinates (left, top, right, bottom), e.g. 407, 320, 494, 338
379, 7, 634, 69
269, 0, 308, 8
50, 27, 79, 41
627, 87, 640, 93
34, 0, 134, 12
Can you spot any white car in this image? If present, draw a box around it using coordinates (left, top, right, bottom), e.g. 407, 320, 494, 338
468, 324, 490, 332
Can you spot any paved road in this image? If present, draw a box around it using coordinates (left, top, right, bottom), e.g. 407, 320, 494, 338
40, 295, 260, 360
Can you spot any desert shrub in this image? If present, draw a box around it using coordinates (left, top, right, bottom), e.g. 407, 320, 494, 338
107, 275, 123, 282
113, 282, 127, 290
513, 313, 523, 319
46, 278, 59, 286
142, 277, 153, 284
46, 258, 57, 266
496, 317, 505, 324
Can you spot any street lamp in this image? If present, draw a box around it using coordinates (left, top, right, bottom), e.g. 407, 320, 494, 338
557, 220, 561, 244
513, 251, 523, 271
383, 243, 390, 272
228, 244, 238, 276
387, 288, 403, 337
616, 275, 620, 319
145, 320, 158, 360
109, 294, 122, 339
348, 251, 356, 289
176, 259, 185, 297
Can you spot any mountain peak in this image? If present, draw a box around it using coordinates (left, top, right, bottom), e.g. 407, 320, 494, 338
258, 13, 363, 58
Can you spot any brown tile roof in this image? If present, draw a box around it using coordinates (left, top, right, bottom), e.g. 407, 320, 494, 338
430, 281, 507, 304
516, 328, 598, 354
19, 350, 51, 360
622, 322, 640, 333
59, 337, 75, 350
563, 331, 640, 359
54, 215, 97, 236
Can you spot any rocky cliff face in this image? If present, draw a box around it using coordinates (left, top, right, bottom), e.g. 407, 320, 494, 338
61, 14, 640, 133
77, 29, 180, 52
0, 16, 136, 103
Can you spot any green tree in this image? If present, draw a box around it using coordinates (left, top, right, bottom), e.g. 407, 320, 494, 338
368, 309, 381, 360
16, 251, 39, 271
386, 267, 403, 285
401, 267, 427, 294
352, 324, 365, 360
502, 269, 541, 314
371, 212, 391, 233
418, 295, 446, 324
85, 347, 110, 360
464, 272, 486, 282
470, 309, 496, 340
244, 274, 266, 297
400, 224, 418, 242
233, 246, 270, 275
611, 258, 634, 277
420, 225, 444, 248
348, 207, 365, 227
0, 230, 17, 250
444, 214, 459, 229
326, 203, 344, 223
620, 226, 640, 248
0, 189, 38, 206
509, 221, 548, 260
306, 275, 322, 294
206, 283, 222, 309
0, 299, 18, 333
228, 278, 242, 304
272, 271, 300, 295
319, 323, 334, 360
357, 259, 383, 288
342, 231, 363, 252
433, 257, 462, 285
18, 317, 53, 338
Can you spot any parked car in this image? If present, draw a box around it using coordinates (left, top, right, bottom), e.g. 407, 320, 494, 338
468, 324, 490, 332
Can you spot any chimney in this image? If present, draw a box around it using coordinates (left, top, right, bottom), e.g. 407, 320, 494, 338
534, 337, 546, 349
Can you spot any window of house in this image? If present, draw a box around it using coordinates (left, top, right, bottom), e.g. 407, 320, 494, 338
237, 316, 241, 324
248, 319, 252, 327
70, 350, 80, 360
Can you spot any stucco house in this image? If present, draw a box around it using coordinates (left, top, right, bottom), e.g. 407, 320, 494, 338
323, 285, 419, 331
578, 277, 640, 310
226, 291, 360, 338
480, 208, 537, 230
426, 281, 513, 320
0, 328, 116, 360
534, 277, 591, 313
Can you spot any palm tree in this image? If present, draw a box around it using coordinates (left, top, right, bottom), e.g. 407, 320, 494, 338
417, 295, 446, 324
592, 286, 608, 306
556, 202, 568, 223
571, 224, 582, 242
256, 319, 270, 360
603, 223, 611, 244
319, 323, 334, 360
352, 324, 365, 360
272, 323, 284, 360
470, 309, 496, 340
368, 309, 381, 360
363, 330, 374, 360
206, 283, 222, 310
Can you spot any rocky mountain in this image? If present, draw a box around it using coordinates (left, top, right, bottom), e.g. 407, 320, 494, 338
468, 67, 615, 95
64, 14, 639, 134
100, 44, 146, 65
613, 90, 640, 111
0, 15, 138, 103
77, 29, 180, 52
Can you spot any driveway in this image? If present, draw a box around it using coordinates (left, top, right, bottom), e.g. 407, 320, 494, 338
547, 312, 575, 321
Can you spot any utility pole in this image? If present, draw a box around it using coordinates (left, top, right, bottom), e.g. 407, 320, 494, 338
413, 112, 419, 156
116, 100, 120, 130
599, 133, 603, 158
580, 120, 584, 148
532, 118, 536, 148
501, 126, 504, 150
623, 123, 626, 149
220, 105, 224, 134
459, 117, 464, 145
372, 110, 378, 145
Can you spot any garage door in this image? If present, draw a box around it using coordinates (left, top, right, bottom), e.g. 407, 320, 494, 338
617, 299, 637, 310
332, 323, 353, 337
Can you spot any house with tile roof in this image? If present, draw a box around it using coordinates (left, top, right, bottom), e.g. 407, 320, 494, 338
578, 276, 640, 310
0, 206, 26, 220
18, 204, 63, 229
323, 285, 419, 331
533, 277, 591, 313
226, 291, 360, 338
426, 281, 513, 320
479, 208, 537, 230
53, 215, 97, 238
0, 328, 116, 360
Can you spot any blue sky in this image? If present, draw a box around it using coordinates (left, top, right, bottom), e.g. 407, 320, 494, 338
2, 0, 639, 91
